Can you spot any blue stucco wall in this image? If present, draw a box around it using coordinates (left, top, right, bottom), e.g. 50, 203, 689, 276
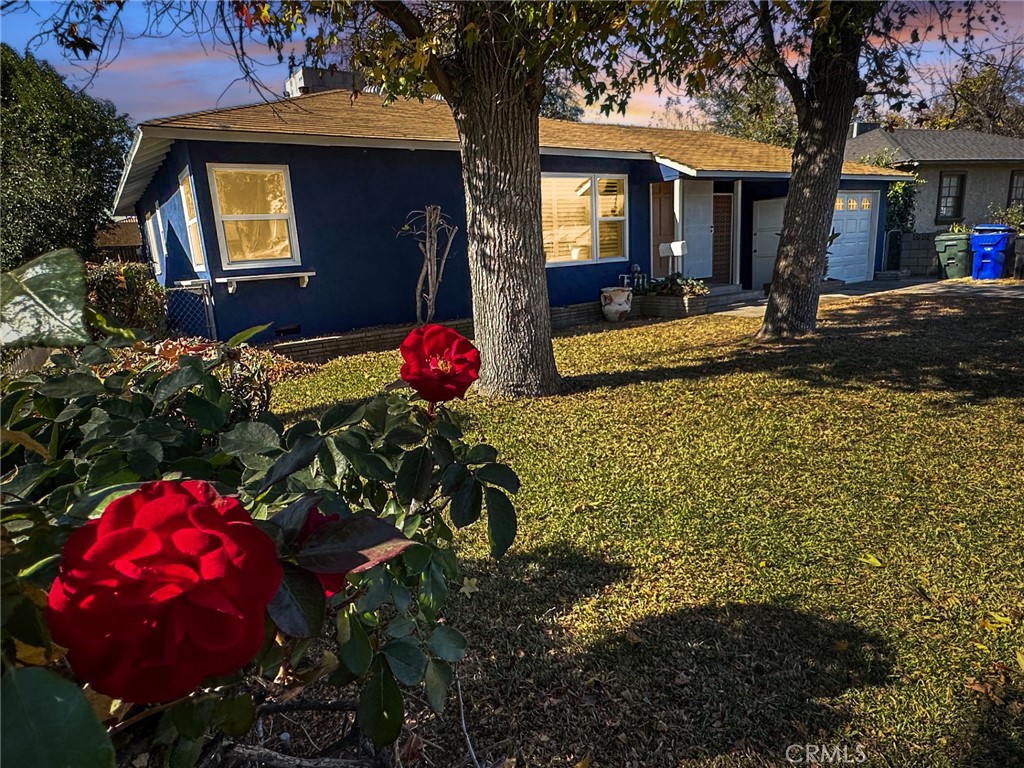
139, 141, 662, 342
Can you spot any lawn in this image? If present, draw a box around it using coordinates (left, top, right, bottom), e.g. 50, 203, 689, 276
273, 289, 1024, 767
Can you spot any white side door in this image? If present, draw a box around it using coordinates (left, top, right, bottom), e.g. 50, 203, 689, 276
753, 197, 787, 288
828, 192, 877, 283
681, 180, 714, 278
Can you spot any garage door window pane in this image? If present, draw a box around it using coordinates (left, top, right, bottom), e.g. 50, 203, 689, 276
861, 197, 871, 210
834, 197, 844, 211
847, 197, 858, 210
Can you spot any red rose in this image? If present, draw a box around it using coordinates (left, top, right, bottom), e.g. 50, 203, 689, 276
400, 325, 480, 405
47, 480, 282, 703
297, 508, 348, 596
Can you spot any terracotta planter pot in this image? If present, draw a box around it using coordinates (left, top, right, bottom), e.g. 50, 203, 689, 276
600, 287, 633, 321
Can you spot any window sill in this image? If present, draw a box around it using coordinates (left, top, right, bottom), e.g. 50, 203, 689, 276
545, 257, 629, 269
214, 271, 316, 294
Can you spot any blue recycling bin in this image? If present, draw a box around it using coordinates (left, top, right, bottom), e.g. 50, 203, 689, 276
970, 225, 1017, 280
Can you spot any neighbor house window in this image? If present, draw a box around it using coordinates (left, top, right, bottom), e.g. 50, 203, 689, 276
1009, 170, 1024, 207
936, 172, 966, 221
178, 169, 205, 270
145, 210, 163, 275
541, 174, 628, 265
207, 164, 301, 268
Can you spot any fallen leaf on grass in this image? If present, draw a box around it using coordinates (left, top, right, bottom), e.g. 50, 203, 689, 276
858, 552, 884, 568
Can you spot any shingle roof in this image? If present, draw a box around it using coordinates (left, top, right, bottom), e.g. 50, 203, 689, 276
114, 90, 907, 214
146, 89, 903, 176
845, 128, 1024, 164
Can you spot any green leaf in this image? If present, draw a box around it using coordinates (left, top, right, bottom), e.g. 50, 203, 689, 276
219, 421, 281, 457
485, 487, 517, 559
170, 698, 216, 741
423, 659, 453, 714
464, 444, 498, 465
385, 615, 416, 638
418, 561, 449, 622
226, 323, 272, 348
260, 435, 325, 492
182, 392, 227, 432
475, 462, 521, 494
153, 365, 205, 405
0, 250, 89, 348
0, 667, 115, 768
357, 666, 404, 748
214, 693, 257, 738
450, 478, 482, 528
333, 434, 394, 482
339, 615, 373, 676
267, 563, 326, 638
319, 402, 366, 433
268, 494, 321, 544
66, 482, 141, 519
296, 513, 414, 575
36, 373, 106, 398
426, 626, 467, 663
396, 446, 434, 506
82, 306, 136, 341
382, 636, 427, 686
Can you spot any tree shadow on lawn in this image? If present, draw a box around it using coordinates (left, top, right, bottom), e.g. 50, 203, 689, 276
564, 294, 1024, 405
451, 546, 894, 767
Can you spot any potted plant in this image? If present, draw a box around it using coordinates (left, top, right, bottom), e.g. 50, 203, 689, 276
634, 274, 710, 318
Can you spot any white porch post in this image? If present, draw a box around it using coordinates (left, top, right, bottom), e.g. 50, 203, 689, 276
673, 178, 683, 274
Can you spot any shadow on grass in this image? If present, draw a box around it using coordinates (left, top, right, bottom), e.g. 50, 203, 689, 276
565, 294, 1024, 405
450, 546, 894, 767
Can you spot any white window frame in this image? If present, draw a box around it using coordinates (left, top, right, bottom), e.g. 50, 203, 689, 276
145, 207, 164, 275
542, 172, 629, 268
178, 168, 206, 271
206, 163, 302, 271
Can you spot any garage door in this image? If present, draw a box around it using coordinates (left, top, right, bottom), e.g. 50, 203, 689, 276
828, 192, 877, 283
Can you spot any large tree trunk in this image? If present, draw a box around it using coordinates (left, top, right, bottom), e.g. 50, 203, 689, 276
447, 15, 561, 396
756, 7, 870, 340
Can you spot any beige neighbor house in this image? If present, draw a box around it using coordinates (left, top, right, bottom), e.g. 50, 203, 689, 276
845, 124, 1024, 275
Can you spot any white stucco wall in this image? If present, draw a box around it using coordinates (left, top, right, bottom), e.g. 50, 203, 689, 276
911, 163, 1022, 233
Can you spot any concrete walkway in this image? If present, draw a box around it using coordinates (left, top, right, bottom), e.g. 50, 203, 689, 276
720, 278, 1024, 318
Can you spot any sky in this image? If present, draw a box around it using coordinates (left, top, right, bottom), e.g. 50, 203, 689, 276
2, 1, 1022, 128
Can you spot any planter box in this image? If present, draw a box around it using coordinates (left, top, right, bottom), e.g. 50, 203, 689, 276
634, 294, 708, 318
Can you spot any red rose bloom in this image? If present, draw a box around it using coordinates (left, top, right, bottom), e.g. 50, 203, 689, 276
400, 324, 480, 405
297, 508, 348, 596
47, 480, 282, 703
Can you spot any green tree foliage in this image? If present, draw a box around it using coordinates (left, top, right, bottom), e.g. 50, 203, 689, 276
0, 44, 133, 272
541, 69, 584, 122
922, 53, 1024, 138
690, 73, 797, 148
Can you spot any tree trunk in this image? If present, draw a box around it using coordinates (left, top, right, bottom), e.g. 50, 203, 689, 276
447, 20, 561, 396
756, 9, 869, 340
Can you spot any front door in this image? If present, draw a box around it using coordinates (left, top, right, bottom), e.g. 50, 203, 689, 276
712, 194, 733, 283
681, 180, 714, 278
650, 181, 676, 278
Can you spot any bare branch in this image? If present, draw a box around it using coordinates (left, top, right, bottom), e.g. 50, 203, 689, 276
224, 743, 371, 768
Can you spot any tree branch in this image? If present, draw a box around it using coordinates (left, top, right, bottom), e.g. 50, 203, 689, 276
755, 0, 807, 120
224, 743, 371, 768
370, 1, 454, 100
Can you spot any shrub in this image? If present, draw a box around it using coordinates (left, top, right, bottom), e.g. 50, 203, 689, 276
986, 202, 1024, 231
85, 262, 165, 337
1, 252, 518, 767
639, 273, 710, 297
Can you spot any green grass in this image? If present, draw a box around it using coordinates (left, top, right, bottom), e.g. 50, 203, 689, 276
274, 291, 1024, 767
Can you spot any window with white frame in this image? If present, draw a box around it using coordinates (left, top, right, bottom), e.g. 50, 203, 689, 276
207, 164, 301, 268
145, 210, 163, 275
541, 174, 628, 265
178, 169, 206, 270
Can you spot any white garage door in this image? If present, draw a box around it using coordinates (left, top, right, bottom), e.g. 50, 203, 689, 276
828, 191, 878, 283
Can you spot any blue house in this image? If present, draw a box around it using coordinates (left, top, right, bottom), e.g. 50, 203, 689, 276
113, 86, 909, 343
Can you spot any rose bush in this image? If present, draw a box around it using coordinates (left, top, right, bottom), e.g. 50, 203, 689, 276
48, 480, 282, 703
2, 252, 519, 768
400, 323, 480, 405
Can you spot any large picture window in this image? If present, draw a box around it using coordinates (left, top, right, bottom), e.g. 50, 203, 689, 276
208, 164, 301, 269
542, 174, 628, 265
178, 170, 206, 270
936, 172, 966, 222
